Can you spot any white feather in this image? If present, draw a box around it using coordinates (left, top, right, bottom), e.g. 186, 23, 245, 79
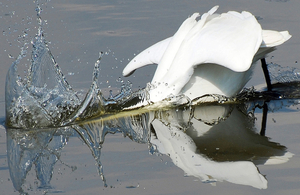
123, 6, 291, 102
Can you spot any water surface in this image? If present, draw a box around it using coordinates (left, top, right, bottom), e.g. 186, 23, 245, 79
1, 0, 300, 195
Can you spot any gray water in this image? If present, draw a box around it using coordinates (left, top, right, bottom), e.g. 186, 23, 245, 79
1, 0, 300, 194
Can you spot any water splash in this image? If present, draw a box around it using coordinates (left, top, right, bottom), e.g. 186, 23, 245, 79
4, 4, 147, 128
269, 62, 300, 83
5, 4, 79, 128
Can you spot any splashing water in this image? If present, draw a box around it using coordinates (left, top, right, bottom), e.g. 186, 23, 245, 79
5, 5, 148, 129
5, 5, 80, 128
269, 62, 300, 83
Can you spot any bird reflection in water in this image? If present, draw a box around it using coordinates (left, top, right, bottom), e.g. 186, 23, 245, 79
6, 98, 295, 193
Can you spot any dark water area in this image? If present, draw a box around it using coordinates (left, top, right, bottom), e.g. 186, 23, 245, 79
1, 0, 300, 195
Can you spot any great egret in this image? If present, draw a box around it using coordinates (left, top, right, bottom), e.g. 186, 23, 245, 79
123, 6, 291, 103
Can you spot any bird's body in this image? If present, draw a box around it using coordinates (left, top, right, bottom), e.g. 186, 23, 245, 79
123, 6, 291, 103
180, 63, 254, 100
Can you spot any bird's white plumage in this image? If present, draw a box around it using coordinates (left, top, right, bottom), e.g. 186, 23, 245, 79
123, 6, 291, 103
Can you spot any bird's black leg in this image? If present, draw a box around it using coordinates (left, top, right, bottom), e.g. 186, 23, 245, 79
261, 58, 272, 91
260, 101, 268, 136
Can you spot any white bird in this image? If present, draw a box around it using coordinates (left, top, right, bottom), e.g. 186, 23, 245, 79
123, 6, 291, 103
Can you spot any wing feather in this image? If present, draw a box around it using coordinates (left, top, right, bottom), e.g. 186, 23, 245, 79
122, 37, 171, 76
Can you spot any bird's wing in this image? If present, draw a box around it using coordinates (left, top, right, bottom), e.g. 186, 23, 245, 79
254, 30, 291, 61
261, 30, 291, 47
186, 11, 263, 72
152, 7, 218, 82
122, 37, 172, 77
123, 7, 264, 78
123, 6, 220, 77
